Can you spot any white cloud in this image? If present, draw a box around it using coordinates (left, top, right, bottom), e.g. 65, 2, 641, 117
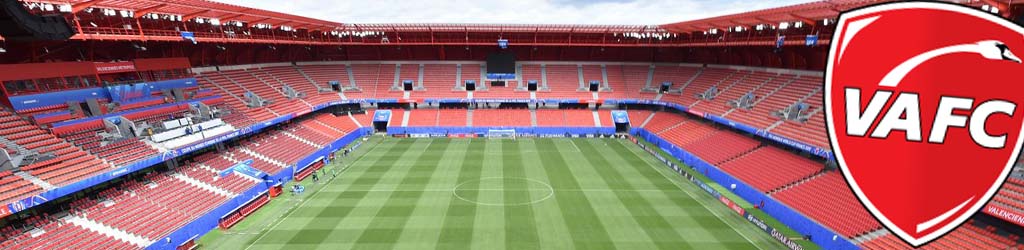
212, 0, 814, 25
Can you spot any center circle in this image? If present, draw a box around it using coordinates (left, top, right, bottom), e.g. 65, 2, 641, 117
452, 177, 554, 206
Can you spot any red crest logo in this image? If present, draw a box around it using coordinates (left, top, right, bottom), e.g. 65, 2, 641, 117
825, 2, 1024, 247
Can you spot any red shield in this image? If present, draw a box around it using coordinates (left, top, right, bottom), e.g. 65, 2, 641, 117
825, 2, 1024, 247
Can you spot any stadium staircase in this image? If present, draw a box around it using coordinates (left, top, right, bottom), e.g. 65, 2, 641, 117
170, 173, 236, 197
400, 110, 411, 127
65, 216, 153, 247
281, 131, 321, 148
720, 74, 777, 117
291, 65, 330, 92
767, 171, 829, 195
851, 229, 890, 245
690, 72, 747, 108
719, 146, 823, 192
10, 62, 1024, 249
13, 171, 54, 190
237, 148, 289, 169
633, 110, 655, 128
530, 110, 539, 127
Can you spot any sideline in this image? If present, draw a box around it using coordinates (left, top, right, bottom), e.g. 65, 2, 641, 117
242, 137, 383, 250
617, 139, 769, 250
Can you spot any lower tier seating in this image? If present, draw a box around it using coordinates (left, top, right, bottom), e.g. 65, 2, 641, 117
718, 146, 822, 192
772, 172, 881, 237
862, 223, 1018, 250
473, 109, 531, 127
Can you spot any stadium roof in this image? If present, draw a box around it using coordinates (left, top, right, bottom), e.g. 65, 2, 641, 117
341, 23, 668, 34
19, 0, 1016, 35
27, 0, 345, 31
660, 0, 883, 33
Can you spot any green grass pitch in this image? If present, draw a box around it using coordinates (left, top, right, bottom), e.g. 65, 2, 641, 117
201, 137, 788, 249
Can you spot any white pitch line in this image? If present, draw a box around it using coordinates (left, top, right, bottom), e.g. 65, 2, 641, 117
569, 138, 585, 152
618, 139, 767, 250
243, 138, 382, 250
333, 188, 669, 192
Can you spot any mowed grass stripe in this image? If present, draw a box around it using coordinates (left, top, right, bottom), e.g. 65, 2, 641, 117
596, 139, 738, 246
553, 139, 659, 250
501, 140, 541, 250
535, 138, 615, 250
516, 139, 575, 250
251, 139, 408, 247
436, 139, 486, 249
607, 139, 765, 249
396, 139, 470, 247
574, 139, 695, 250
352, 139, 451, 247
232, 138, 772, 250
471, 139, 505, 250
279, 139, 418, 246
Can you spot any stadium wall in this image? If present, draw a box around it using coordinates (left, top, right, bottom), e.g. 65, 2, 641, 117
387, 126, 616, 136
8, 78, 199, 111
147, 127, 373, 250
633, 128, 857, 250
0, 96, 833, 219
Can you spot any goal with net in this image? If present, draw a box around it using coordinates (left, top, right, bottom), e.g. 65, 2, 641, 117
485, 129, 516, 139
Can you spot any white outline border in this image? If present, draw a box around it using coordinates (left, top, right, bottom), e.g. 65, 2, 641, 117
825, 1, 1024, 247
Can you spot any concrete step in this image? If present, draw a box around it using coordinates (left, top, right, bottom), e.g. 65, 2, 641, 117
66, 216, 153, 247
171, 173, 236, 198
282, 131, 321, 148
401, 110, 411, 127
238, 148, 289, 168
530, 110, 538, 127
14, 171, 55, 190
348, 113, 363, 128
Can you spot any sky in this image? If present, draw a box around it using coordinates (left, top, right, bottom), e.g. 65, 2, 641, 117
211, 0, 814, 25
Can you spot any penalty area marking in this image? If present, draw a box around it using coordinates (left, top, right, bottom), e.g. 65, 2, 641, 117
452, 177, 555, 206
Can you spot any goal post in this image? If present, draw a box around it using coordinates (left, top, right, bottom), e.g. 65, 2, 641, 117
486, 129, 516, 139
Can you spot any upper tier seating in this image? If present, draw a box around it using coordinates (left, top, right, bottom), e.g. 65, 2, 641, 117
0, 171, 40, 206
690, 71, 776, 115
602, 65, 627, 97
198, 73, 277, 122
651, 65, 700, 91
544, 65, 585, 98
296, 64, 348, 91
417, 64, 461, 98
618, 65, 656, 99
0, 110, 109, 187
676, 68, 736, 106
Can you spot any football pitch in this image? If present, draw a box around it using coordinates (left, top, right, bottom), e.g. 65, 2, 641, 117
202, 137, 786, 249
